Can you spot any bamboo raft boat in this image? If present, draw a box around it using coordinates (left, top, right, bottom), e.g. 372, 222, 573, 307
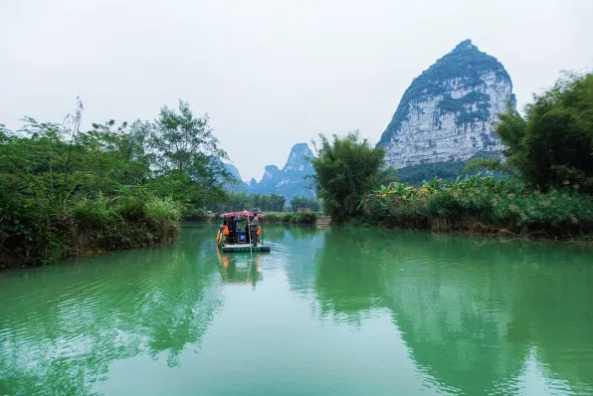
216, 211, 271, 253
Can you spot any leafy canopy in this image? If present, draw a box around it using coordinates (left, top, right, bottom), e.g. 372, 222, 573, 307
309, 131, 391, 224
0, 98, 230, 266
475, 72, 593, 194
134, 100, 233, 209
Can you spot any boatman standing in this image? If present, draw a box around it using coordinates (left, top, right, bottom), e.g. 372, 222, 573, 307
250, 213, 260, 247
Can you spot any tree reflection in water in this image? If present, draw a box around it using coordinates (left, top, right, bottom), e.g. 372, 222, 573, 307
313, 228, 593, 395
0, 227, 223, 396
1, 224, 592, 396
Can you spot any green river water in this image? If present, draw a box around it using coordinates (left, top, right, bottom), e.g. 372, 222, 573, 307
1, 224, 593, 396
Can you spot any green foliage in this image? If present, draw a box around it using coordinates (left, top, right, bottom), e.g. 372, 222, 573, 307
209, 193, 286, 213
144, 196, 182, 224
289, 196, 321, 212
361, 176, 593, 238
0, 98, 227, 268
395, 159, 469, 185
310, 131, 391, 224
380, 151, 502, 187
262, 212, 319, 224
490, 72, 593, 193
70, 196, 117, 224
134, 100, 232, 208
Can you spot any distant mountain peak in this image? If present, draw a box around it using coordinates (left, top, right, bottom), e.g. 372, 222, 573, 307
282, 143, 314, 173
248, 143, 316, 199
261, 165, 281, 182
453, 39, 475, 51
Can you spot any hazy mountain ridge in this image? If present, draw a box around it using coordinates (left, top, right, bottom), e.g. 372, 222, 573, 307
222, 143, 317, 200
249, 143, 316, 199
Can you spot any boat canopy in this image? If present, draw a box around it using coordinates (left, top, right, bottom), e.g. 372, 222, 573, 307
220, 211, 265, 219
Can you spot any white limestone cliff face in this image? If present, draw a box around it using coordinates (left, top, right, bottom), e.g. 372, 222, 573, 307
377, 40, 515, 169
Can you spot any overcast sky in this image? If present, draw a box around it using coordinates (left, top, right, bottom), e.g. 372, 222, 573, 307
1, 0, 591, 181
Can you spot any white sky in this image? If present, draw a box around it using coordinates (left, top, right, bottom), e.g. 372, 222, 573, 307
1, 0, 592, 181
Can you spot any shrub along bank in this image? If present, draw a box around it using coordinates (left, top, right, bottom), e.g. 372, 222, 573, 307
1, 99, 231, 269
360, 177, 593, 239
0, 186, 183, 269
259, 212, 319, 225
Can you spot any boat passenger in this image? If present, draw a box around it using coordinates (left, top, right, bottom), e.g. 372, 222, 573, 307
223, 220, 230, 236
250, 213, 260, 247
228, 215, 239, 243
230, 216, 238, 232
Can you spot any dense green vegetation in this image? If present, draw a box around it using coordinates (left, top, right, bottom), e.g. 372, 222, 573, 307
261, 212, 319, 224
472, 72, 593, 194
392, 150, 501, 185
361, 176, 593, 238
289, 196, 321, 212
208, 193, 320, 214
0, 99, 234, 268
315, 72, 593, 239
209, 193, 286, 213
377, 39, 515, 147
309, 131, 392, 224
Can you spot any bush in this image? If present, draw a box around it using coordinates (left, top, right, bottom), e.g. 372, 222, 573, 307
361, 176, 593, 239
0, 192, 183, 269
70, 197, 121, 225
144, 196, 182, 224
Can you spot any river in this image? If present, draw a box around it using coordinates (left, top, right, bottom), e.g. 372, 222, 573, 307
1, 223, 593, 396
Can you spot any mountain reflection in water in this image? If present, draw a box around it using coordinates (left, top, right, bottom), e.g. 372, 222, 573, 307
0, 224, 591, 396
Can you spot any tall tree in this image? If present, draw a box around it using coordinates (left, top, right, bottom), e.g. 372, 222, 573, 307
310, 131, 390, 224
471, 72, 593, 193
138, 100, 232, 209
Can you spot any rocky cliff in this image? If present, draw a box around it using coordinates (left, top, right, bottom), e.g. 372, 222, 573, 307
376, 39, 516, 169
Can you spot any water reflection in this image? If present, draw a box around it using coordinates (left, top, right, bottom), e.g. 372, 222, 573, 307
313, 228, 593, 395
254, 225, 327, 298
1, 224, 592, 396
0, 228, 223, 396
216, 248, 263, 289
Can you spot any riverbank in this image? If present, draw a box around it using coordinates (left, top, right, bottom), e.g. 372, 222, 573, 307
260, 212, 319, 225
358, 177, 593, 241
1, 100, 234, 270
0, 195, 182, 269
